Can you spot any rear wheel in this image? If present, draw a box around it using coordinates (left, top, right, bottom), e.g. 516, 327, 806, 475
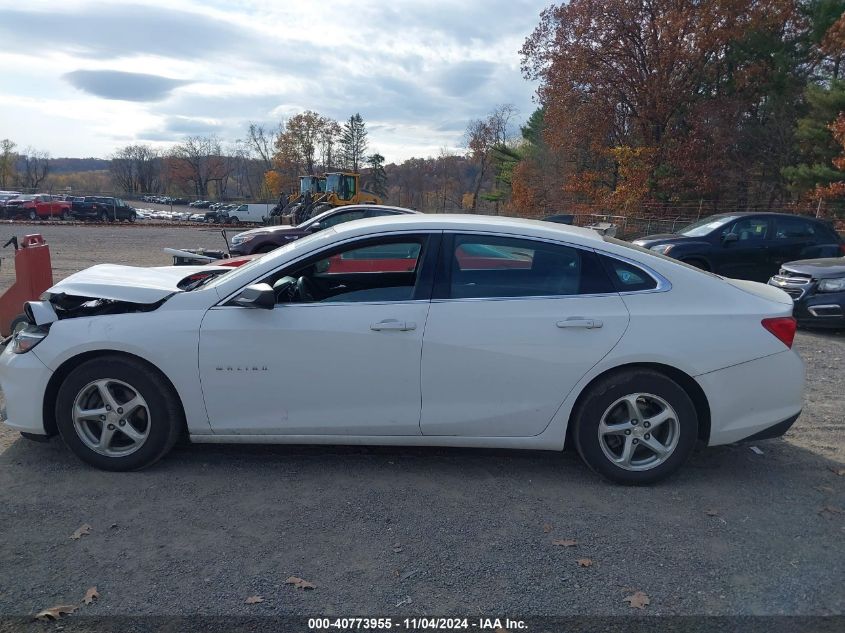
55, 356, 184, 471
61, 209, 72, 221
572, 369, 698, 485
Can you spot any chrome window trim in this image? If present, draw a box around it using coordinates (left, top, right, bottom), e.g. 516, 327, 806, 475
216, 228, 672, 307
433, 230, 671, 302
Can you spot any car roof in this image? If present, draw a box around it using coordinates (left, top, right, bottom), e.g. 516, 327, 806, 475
330, 213, 604, 244
707, 211, 826, 221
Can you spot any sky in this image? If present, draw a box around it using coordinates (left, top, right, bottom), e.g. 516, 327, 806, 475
0, 0, 548, 164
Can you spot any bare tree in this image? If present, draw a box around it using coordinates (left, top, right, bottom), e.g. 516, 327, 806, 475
0, 139, 17, 189
169, 136, 225, 197
464, 104, 518, 211
19, 148, 50, 190
110, 144, 161, 194
245, 123, 278, 171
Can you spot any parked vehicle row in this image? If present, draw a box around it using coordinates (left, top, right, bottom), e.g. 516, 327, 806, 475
633, 211, 845, 328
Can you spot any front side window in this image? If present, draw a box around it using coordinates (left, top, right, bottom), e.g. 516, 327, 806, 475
725, 218, 769, 241
447, 235, 613, 299
267, 237, 426, 304
319, 210, 366, 229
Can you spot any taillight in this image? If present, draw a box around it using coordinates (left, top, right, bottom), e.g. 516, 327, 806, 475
762, 317, 796, 349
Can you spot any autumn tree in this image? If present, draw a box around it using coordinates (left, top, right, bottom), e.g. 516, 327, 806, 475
340, 113, 368, 172
320, 119, 342, 171
521, 0, 800, 209
0, 139, 16, 189
819, 112, 845, 197
366, 152, 388, 198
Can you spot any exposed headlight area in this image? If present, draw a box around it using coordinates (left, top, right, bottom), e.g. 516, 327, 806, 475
817, 277, 845, 293
231, 232, 268, 245
9, 324, 49, 354
649, 244, 674, 255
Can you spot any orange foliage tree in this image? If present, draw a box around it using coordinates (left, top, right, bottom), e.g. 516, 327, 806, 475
520, 0, 799, 212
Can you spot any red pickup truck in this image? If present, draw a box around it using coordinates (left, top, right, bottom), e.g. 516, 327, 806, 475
3, 194, 71, 220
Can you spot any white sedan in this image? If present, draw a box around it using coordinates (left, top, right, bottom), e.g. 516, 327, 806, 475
0, 214, 804, 484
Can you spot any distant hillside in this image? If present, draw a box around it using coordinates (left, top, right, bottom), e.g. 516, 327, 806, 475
48, 157, 110, 174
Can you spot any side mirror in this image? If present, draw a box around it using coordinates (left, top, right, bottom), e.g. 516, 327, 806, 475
309, 222, 322, 232
722, 233, 738, 244
233, 283, 275, 309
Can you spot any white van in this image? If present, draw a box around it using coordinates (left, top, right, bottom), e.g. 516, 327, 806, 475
226, 203, 274, 223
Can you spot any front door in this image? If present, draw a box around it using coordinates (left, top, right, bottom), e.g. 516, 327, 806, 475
420, 234, 630, 437
198, 233, 437, 436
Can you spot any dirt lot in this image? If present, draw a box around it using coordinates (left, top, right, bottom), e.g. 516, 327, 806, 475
0, 222, 843, 618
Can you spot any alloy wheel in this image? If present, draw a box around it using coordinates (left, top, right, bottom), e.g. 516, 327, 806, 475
72, 379, 151, 457
597, 393, 680, 471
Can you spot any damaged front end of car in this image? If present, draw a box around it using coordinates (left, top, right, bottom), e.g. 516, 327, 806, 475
1, 263, 232, 353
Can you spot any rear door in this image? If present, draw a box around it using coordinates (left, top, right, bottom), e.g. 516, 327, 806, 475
419, 233, 630, 437
715, 216, 772, 281
768, 216, 830, 268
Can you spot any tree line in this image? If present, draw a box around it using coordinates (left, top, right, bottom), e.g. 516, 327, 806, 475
512, 0, 845, 217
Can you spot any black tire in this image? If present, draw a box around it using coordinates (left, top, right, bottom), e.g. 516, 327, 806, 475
55, 356, 184, 471
28, 210, 37, 221
128, 213, 136, 223
61, 209, 72, 221
100, 210, 109, 222
9, 314, 28, 335
572, 369, 698, 485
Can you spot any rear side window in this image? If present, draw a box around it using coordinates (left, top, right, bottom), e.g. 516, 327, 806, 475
773, 217, 817, 239
599, 256, 658, 292
447, 235, 614, 299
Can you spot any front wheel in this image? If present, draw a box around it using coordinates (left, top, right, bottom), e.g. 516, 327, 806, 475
128, 213, 136, 223
572, 369, 698, 485
99, 210, 110, 222
28, 210, 37, 221
55, 356, 184, 471
61, 209, 72, 221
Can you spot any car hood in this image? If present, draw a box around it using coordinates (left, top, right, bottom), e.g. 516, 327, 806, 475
235, 224, 303, 238
632, 233, 697, 247
780, 257, 845, 279
45, 264, 229, 303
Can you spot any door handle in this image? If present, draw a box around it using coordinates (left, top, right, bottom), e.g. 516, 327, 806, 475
556, 318, 603, 329
370, 319, 417, 331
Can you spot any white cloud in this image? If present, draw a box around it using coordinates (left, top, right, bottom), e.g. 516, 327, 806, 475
0, 0, 545, 162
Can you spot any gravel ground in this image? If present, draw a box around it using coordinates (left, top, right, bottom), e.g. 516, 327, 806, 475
0, 223, 843, 618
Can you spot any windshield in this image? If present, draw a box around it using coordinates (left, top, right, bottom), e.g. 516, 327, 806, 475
677, 215, 738, 237
205, 227, 339, 289
325, 173, 341, 193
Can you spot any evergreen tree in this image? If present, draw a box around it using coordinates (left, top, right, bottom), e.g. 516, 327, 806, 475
340, 113, 368, 172
366, 152, 388, 198
782, 80, 845, 194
